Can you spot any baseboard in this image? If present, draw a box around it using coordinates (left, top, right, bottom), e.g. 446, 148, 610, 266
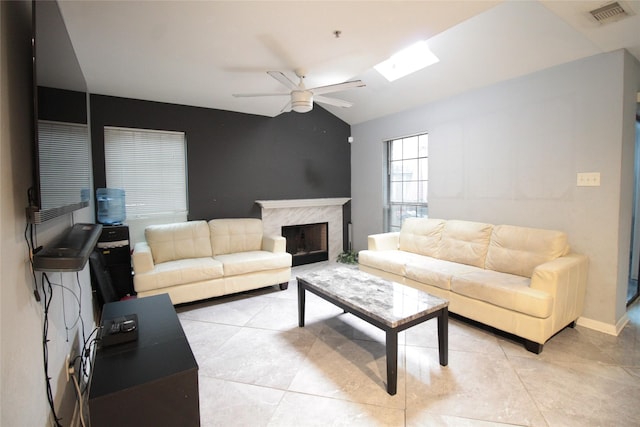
576, 313, 629, 336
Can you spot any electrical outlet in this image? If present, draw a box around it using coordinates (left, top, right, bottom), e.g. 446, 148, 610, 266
577, 172, 600, 187
65, 354, 74, 382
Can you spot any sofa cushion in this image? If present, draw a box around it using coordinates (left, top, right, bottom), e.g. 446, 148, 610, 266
451, 270, 553, 318
405, 257, 481, 290
485, 225, 570, 278
134, 257, 224, 292
145, 220, 212, 264
358, 249, 421, 277
209, 218, 264, 256
398, 218, 445, 257
214, 251, 291, 276
438, 220, 493, 268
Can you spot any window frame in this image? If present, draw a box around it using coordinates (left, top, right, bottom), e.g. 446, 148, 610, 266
103, 126, 188, 221
384, 133, 429, 232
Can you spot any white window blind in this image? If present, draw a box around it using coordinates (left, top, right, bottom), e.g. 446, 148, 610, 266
37, 120, 91, 210
104, 127, 187, 219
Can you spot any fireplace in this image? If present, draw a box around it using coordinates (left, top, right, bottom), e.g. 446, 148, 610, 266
282, 222, 328, 266
256, 198, 350, 265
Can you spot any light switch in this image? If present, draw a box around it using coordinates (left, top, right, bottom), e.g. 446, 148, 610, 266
577, 172, 600, 187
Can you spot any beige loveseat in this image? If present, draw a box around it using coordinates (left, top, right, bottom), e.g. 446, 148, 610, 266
132, 218, 292, 304
358, 218, 588, 353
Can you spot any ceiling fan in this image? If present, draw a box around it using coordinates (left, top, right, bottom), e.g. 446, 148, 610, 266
232, 69, 365, 113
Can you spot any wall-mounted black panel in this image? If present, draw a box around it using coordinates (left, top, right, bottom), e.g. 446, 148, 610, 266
89, 95, 351, 251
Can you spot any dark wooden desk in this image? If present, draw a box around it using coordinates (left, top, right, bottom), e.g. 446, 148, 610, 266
89, 294, 199, 426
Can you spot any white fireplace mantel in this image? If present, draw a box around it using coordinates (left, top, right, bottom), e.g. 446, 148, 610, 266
256, 197, 351, 263
255, 198, 350, 209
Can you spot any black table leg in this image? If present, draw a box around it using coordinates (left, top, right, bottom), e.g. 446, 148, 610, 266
438, 307, 448, 366
297, 280, 306, 327
386, 330, 398, 395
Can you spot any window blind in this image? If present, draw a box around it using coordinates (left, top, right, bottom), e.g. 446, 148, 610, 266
38, 120, 90, 210
104, 127, 187, 219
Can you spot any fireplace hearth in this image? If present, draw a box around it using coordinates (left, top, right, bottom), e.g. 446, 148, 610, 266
282, 222, 328, 266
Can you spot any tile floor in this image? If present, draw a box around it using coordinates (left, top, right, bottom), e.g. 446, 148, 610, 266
176, 262, 640, 427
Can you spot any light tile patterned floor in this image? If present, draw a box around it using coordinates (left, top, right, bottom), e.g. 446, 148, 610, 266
176, 262, 640, 427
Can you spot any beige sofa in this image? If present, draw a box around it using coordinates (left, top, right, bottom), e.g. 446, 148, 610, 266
132, 218, 292, 304
358, 218, 588, 353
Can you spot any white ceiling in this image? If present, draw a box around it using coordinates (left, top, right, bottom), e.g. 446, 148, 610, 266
55, 0, 640, 125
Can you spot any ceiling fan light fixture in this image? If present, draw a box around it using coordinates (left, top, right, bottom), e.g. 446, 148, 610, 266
291, 91, 313, 113
234, 71, 364, 114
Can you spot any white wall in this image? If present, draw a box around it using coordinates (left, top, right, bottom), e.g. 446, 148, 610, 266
352, 50, 640, 332
1, 2, 96, 425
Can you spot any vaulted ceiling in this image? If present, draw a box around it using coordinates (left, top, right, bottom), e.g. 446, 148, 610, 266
52, 0, 640, 125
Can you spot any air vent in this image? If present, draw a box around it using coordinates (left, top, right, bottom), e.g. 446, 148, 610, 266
589, 2, 629, 23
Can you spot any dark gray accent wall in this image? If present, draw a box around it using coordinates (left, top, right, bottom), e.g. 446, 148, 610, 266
90, 94, 351, 248
38, 86, 86, 123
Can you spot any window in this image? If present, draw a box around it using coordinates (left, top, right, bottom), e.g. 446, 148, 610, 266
374, 41, 439, 82
385, 133, 428, 232
104, 127, 187, 221
37, 120, 90, 211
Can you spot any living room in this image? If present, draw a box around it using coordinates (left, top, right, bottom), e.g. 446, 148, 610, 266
2, 1, 640, 426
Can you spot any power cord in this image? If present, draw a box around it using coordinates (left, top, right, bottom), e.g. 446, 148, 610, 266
48, 274, 83, 342
67, 324, 101, 427
47, 269, 95, 426
72, 325, 101, 395
26, 190, 62, 425
26, 188, 94, 426
41, 272, 63, 427
70, 369, 87, 427
24, 221, 41, 302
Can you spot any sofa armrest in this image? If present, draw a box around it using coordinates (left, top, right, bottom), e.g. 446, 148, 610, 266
132, 242, 155, 274
367, 232, 400, 251
262, 235, 286, 253
530, 253, 588, 327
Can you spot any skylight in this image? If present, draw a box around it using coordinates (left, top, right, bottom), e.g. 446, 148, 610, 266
374, 41, 439, 82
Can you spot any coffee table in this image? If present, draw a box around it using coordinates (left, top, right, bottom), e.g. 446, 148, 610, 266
297, 267, 449, 395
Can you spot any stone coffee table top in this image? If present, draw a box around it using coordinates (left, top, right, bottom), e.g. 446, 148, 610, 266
296, 266, 448, 329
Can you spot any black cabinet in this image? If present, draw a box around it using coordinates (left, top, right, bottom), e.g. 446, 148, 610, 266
89, 294, 200, 426
96, 225, 134, 298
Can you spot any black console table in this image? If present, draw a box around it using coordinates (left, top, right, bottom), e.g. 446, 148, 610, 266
89, 294, 200, 426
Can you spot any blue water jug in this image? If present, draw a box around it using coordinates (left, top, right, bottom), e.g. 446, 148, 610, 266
97, 188, 126, 225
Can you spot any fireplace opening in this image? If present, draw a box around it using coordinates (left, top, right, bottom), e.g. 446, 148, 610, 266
282, 222, 329, 266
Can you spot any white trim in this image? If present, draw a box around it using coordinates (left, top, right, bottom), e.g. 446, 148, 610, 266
576, 313, 629, 336
256, 198, 350, 209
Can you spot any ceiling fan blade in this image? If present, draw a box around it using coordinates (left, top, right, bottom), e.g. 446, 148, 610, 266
310, 80, 365, 96
314, 95, 353, 108
267, 71, 299, 90
280, 100, 292, 113
232, 93, 289, 98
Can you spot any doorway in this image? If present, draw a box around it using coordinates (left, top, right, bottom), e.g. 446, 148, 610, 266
628, 101, 640, 306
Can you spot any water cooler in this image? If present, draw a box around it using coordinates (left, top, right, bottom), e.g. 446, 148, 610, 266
96, 225, 134, 298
